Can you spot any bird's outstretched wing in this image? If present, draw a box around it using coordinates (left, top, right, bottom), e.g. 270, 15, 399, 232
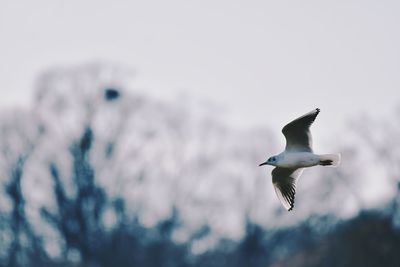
272, 167, 304, 211
282, 108, 320, 152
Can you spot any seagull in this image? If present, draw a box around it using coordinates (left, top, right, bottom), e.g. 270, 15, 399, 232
259, 108, 340, 211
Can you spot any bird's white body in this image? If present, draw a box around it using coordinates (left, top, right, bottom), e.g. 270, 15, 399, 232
272, 152, 320, 168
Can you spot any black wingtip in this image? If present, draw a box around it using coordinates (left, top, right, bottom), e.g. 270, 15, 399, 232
315, 108, 320, 114
288, 200, 295, 211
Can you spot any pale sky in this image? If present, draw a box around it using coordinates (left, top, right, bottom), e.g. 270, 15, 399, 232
1, 0, 400, 135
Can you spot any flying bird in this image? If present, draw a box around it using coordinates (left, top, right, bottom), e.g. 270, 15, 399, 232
259, 108, 340, 211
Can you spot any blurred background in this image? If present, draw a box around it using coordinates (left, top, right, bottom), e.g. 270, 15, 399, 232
1, 1, 400, 266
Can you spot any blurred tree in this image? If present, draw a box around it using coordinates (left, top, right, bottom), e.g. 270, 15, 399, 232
2, 63, 400, 267
0, 111, 47, 266
351, 112, 400, 226
6, 157, 47, 267
41, 126, 107, 266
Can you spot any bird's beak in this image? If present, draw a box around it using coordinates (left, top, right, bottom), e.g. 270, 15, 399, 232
259, 161, 268, 167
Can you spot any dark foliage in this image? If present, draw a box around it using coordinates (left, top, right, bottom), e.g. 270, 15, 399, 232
104, 88, 121, 101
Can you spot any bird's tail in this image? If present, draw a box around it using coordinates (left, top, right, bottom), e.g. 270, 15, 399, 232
318, 153, 341, 167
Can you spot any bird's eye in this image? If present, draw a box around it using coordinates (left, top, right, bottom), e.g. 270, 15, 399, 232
271, 157, 276, 161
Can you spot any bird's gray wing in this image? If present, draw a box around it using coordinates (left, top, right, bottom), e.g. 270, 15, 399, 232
282, 108, 320, 152
272, 167, 304, 211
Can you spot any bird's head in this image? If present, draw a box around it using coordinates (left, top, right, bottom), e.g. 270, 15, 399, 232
259, 156, 277, 167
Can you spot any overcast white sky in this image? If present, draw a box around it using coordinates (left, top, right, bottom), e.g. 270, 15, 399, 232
1, 0, 399, 136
